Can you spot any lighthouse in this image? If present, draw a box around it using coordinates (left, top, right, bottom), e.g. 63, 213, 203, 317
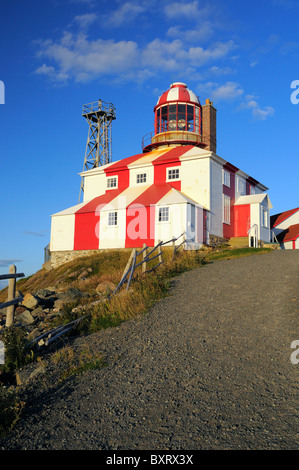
49, 82, 272, 267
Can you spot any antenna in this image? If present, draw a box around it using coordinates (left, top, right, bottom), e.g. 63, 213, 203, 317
79, 99, 116, 202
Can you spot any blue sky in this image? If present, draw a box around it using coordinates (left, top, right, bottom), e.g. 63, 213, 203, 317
0, 0, 298, 284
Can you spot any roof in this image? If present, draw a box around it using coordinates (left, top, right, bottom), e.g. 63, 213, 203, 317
79, 144, 267, 190
270, 207, 299, 228
155, 82, 200, 109
234, 193, 273, 208
276, 223, 299, 243
52, 184, 203, 217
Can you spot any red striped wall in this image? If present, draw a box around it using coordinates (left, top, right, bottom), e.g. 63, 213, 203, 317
223, 164, 236, 239
74, 189, 122, 250
125, 184, 172, 248
234, 205, 250, 237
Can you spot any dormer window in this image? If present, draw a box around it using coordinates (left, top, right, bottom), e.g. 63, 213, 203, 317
107, 176, 118, 189
167, 168, 180, 180
136, 173, 147, 184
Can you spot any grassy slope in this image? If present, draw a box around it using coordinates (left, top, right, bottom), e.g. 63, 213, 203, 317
0, 247, 273, 303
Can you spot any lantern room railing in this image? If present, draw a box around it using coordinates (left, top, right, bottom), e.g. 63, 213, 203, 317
142, 130, 205, 152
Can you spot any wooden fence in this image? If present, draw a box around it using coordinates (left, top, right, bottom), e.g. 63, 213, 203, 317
112, 232, 186, 295
0, 265, 25, 327
11, 234, 187, 349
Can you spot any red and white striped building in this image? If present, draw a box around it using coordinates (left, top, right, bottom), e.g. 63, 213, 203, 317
50, 82, 272, 257
271, 207, 299, 249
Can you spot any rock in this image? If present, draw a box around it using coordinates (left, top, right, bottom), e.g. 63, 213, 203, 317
27, 328, 42, 341
30, 306, 44, 317
22, 293, 40, 310
57, 288, 85, 301
53, 298, 67, 312
16, 363, 46, 386
15, 305, 26, 315
34, 288, 56, 299
17, 310, 35, 325
96, 281, 116, 294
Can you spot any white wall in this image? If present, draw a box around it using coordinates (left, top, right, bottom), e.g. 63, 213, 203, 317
98, 206, 126, 249
83, 172, 107, 201
273, 211, 299, 232
180, 158, 210, 209
250, 201, 270, 243
50, 214, 75, 251
155, 203, 186, 245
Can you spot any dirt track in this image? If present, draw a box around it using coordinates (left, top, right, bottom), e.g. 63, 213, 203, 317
1, 250, 298, 450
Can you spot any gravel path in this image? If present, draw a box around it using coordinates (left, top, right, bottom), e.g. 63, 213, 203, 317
1, 250, 298, 450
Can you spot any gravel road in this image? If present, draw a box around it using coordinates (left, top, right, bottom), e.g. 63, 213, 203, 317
1, 250, 298, 450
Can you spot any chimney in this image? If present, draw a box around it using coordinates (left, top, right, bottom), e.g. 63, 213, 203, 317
201, 98, 217, 153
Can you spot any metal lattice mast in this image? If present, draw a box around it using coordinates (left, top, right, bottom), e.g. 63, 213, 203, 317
79, 99, 116, 202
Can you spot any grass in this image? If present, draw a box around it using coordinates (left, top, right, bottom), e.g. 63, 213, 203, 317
204, 246, 272, 261
50, 344, 107, 381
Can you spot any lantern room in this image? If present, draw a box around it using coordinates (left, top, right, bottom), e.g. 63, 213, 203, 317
143, 82, 208, 152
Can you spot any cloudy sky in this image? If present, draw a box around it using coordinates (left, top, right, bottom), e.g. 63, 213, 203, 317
0, 0, 298, 280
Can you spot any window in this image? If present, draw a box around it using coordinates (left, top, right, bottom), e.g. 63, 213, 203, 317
136, 173, 147, 184
108, 211, 117, 226
167, 168, 180, 180
155, 103, 199, 133
262, 208, 268, 227
237, 177, 246, 195
158, 207, 169, 222
249, 185, 255, 195
223, 170, 230, 187
107, 177, 117, 189
223, 195, 230, 224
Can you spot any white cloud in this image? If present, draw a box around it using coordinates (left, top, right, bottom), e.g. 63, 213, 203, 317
105, 2, 146, 27
35, 24, 236, 84
188, 40, 236, 66
164, 1, 200, 18
73, 13, 98, 30
0, 259, 23, 268
211, 81, 244, 101
167, 22, 214, 43
35, 32, 139, 83
240, 94, 275, 120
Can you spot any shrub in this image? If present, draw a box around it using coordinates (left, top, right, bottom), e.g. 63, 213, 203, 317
0, 386, 24, 437
0, 327, 33, 374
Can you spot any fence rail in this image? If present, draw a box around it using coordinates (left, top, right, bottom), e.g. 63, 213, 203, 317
3, 235, 187, 348
113, 232, 186, 296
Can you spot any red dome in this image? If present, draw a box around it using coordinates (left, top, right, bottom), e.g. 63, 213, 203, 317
155, 82, 200, 109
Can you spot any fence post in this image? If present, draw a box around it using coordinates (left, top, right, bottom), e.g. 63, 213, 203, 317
158, 240, 163, 264
5, 265, 16, 327
172, 237, 176, 257
142, 243, 147, 273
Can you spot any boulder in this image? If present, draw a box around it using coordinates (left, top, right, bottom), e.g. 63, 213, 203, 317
22, 293, 40, 310
17, 310, 35, 325
34, 288, 56, 299
16, 363, 46, 386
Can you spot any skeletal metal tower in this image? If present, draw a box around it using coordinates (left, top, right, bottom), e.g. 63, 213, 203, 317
79, 99, 116, 202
